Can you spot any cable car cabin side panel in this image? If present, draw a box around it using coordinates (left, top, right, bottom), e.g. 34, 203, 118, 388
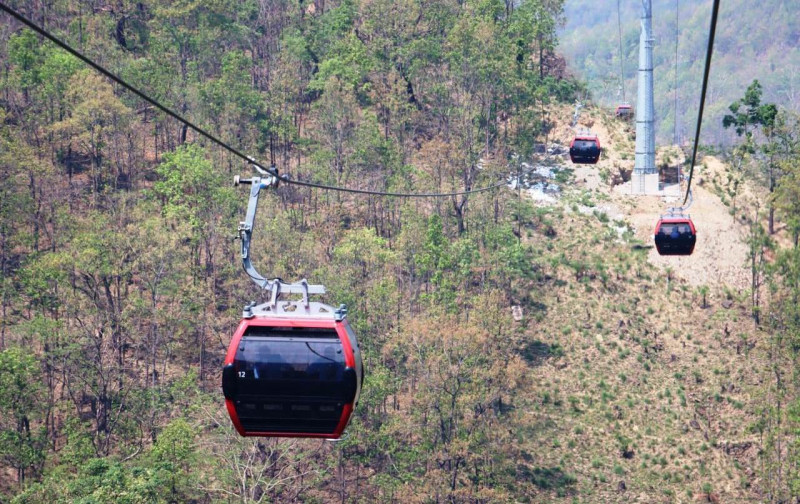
654, 219, 697, 256
569, 137, 602, 165
330, 325, 356, 437
222, 317, 361, 438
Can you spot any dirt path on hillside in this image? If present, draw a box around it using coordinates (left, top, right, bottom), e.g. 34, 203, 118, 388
543, 104, 752, 292
613, 180, 751, 291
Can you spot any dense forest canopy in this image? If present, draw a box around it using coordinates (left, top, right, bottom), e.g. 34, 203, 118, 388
559, 0, 800, 145
0, 0, 580, 501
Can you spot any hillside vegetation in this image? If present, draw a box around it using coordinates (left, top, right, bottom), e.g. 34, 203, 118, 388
559, 0, 800, 145
3, 1, 800, 503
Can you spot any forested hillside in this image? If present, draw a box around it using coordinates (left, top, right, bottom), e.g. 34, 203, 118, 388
559, 0, 800, 145
0, 0, 576, 501
4, 1, 800, 503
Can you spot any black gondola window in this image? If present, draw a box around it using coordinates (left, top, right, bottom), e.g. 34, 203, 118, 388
237, 340, 344, 381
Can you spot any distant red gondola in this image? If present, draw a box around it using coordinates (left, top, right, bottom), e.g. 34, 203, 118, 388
222, 303, 363, 439
569, 135, 602, 164
654, 217, 696, 256
615, 104, 633, 118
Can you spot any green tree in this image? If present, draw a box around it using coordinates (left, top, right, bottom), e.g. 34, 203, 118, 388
51, 72, 133, 196
746, 208, 772, 326
152, 143, 235, 270
0, 110, 36, 347
722, 80, 778, 139
148, 418, 200, 502
771, 113, 800, 243
775, 157, 800, 247
385, 308, 526, 500
200, 50, 265, 146
723, 80, 782, 232
6, 29, 45, 100
0, 347, 47, 485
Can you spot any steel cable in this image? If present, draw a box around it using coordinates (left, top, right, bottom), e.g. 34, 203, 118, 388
0, 1, 506, 199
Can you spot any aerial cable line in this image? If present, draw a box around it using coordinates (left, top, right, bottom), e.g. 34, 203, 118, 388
617, 0, 624, 98
682, 0, 720, 206
674, 0, 680, 144
0, 1, 505, 199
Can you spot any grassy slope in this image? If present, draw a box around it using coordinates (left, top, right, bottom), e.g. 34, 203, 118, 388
513, 107, 764, 502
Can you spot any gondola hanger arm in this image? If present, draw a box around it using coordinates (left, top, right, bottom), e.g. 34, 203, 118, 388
665, 188, 693, 217
571, 101, 583, 128
570, 101, 596, 137
234, 168, 325, 312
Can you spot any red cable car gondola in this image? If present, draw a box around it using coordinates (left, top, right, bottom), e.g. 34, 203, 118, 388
223, 171, 364, 439
615, 103, 633, 119
222, 302, 363, 438
569, 134, 602, 164
654, 216, 696, 256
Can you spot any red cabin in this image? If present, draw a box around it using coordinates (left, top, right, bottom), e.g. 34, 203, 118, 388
654, 217, 697, 256
615, 104, 633, 118
569, 135, 602, 164
222, 304, 363, 439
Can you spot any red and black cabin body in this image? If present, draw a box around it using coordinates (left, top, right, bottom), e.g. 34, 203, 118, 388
654, 217, 697, 256
222, 314, 363, 439
615, 104, 633, 118
569, 135, 602, 164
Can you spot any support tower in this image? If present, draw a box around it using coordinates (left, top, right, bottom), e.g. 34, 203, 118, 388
634, 0, 658, 194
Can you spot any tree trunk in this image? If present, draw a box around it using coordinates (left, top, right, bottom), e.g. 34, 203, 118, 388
769, 163, 776, 234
